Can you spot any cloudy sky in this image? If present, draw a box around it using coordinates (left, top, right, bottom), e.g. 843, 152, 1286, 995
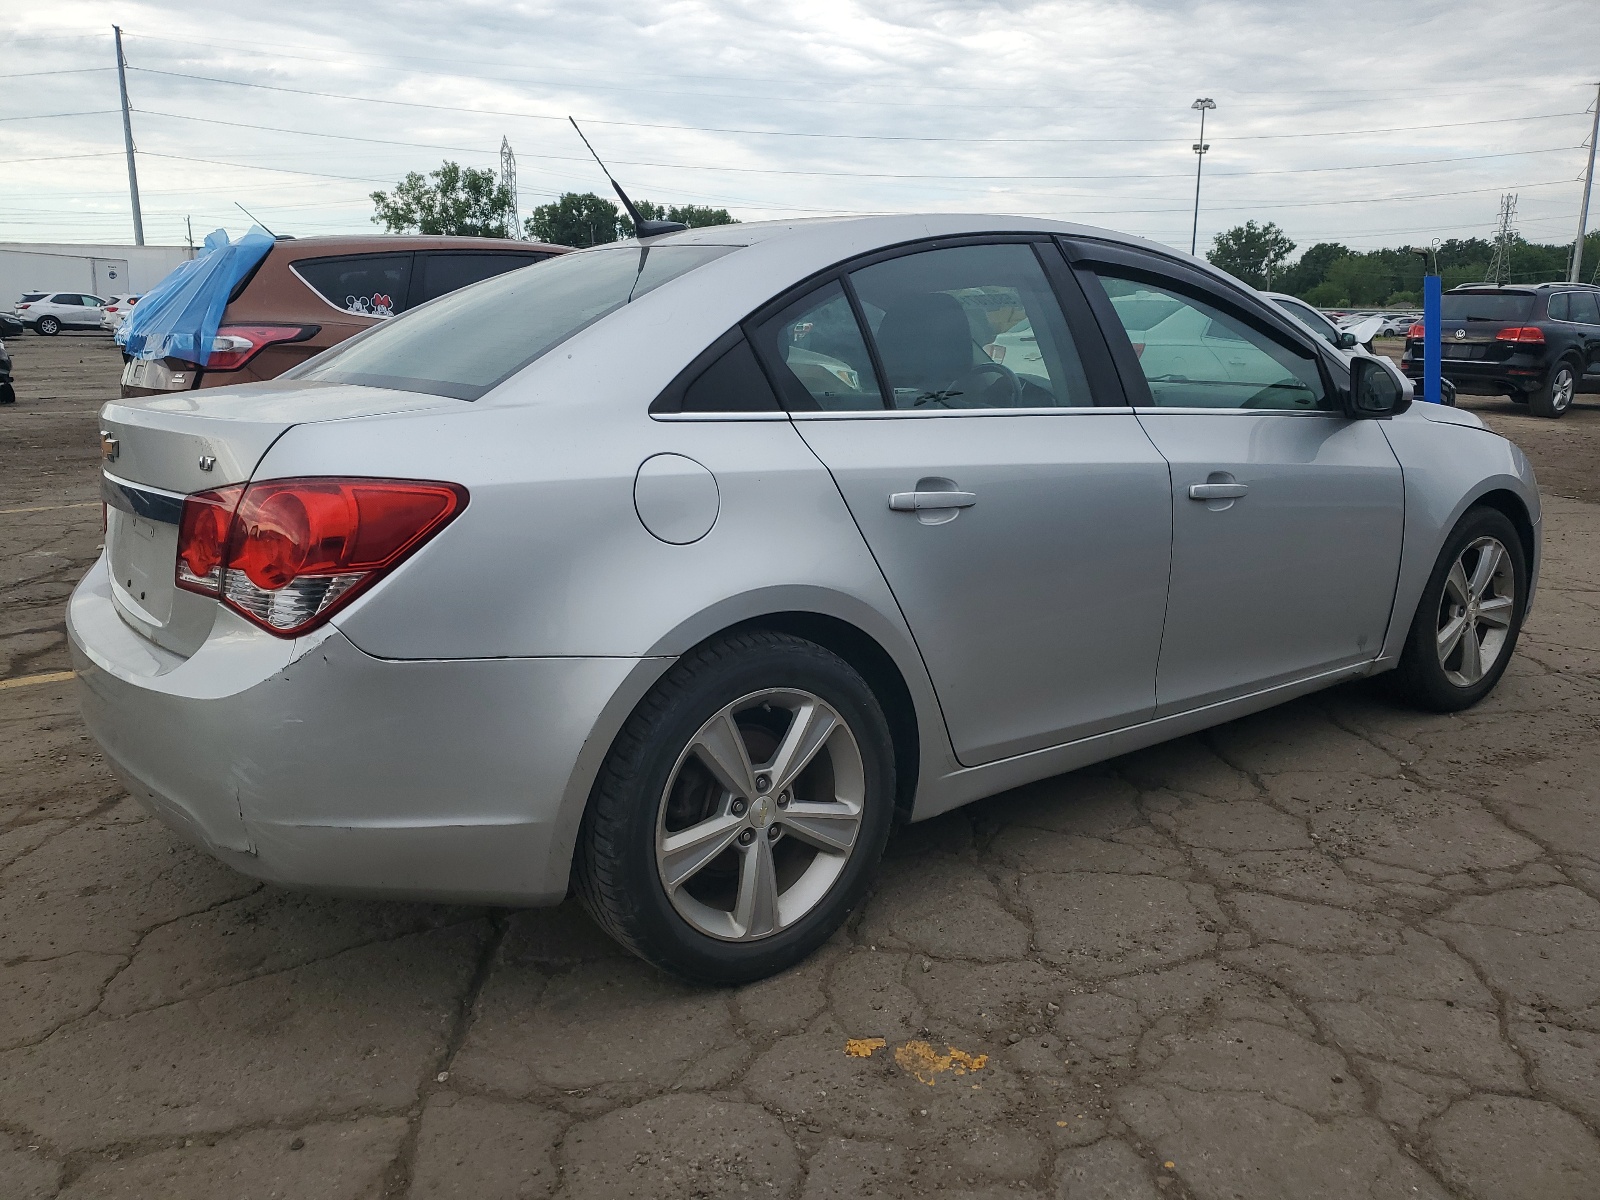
3, 0, 1596, 260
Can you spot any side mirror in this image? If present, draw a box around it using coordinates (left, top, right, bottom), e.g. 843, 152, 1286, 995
1347, 356, 1402, 418
1336, 331, 1359, 350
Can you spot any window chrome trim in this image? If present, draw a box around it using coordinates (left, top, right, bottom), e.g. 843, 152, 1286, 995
1128, 407, 1344, 418
649, 411, 792, 422
101, 470, 185, 524
789, 406, 1113, 421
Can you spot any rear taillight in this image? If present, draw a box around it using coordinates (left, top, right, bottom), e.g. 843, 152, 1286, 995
175, 478, 467, 636
206, 324, 318, 371
1407, 323, 1424, 339
1496, 326, 1545, 345
17, 303, 30, 310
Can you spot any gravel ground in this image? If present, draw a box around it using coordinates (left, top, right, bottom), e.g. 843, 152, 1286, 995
4, 332, 1600, 1199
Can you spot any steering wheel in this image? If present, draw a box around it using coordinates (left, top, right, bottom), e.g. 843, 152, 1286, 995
917, 361, 1024, 408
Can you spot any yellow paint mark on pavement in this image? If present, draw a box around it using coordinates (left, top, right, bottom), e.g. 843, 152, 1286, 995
0, 500, 98, 515
845, 1038, 886, 1058
893, 1040, 989, 1086
0, 670, 77, 691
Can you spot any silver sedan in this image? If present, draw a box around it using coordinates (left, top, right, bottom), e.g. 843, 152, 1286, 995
69, 215, 1540, 982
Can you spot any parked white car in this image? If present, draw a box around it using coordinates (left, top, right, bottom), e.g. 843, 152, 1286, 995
99, 294, 142, 333
20, 292, 109, 335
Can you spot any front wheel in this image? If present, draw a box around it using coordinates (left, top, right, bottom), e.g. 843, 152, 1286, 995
1529, 360, 1576, 418
35, 316, 60, 336
574, 630, 896, 983
1390, 507, 1526, 712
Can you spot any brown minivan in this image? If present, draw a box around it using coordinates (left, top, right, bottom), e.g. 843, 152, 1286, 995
120, 235, 567, 397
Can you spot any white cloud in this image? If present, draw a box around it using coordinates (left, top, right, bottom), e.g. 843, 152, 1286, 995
1, 0, 1594, 255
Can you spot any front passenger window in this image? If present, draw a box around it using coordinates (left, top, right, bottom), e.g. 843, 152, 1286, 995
1093, 271, 1329, 411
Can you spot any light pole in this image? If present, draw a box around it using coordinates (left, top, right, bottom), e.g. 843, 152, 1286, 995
1190, 98, 1216, 256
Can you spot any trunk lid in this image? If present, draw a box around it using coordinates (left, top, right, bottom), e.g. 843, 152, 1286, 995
99, 380, 459, 657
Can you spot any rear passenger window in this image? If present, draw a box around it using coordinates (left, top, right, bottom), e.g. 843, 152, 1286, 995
52, 294, 81, 306
849, 242, 1093, 408
753, 281, 885, 411
293, 253, 414, 318
412, 252, 547, 307
1570, 292, 1600, 325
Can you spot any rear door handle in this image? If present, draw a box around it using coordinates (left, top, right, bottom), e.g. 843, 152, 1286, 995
889, 490, 977, 512
1188, 482, 1249, 500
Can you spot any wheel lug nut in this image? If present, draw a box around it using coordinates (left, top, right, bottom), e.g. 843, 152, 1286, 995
731, 799, 747, 816
768, 824, 782, 841
755, 774, 771, 794
739, 829, 756, 845
777, 791, 790, 809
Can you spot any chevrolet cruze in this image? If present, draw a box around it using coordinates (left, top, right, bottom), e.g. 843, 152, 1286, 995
70, 215, 1540, 982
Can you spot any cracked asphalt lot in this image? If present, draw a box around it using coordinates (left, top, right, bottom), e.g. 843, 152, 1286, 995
5, 334, 1600, 1199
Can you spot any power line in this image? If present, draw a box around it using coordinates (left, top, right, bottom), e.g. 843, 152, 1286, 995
122, 67, 1591, 145
0, 67, 114, 79
121, 109, 1587, 184
0, 109, 120, 122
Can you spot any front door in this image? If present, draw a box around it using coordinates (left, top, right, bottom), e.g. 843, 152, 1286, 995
750, 241, 1173, 766
1083, 263, 1405, 714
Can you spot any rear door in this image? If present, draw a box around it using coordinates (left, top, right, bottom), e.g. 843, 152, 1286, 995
1070, 242, 1404, 714
756, 238, 1173, 766
1566, 291, 1600, 385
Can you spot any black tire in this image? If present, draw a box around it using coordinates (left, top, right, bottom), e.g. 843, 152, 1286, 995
574, 630, 896, 984
1390, 506, 1527, 712
0, 382, 14, 405
1509, 391, 1529, 405
1528, 359, 1577, 418
35, 316, 60, 336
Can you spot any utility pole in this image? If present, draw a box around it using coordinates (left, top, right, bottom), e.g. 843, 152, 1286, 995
185, 216, 194, 256
113, 26, 144, 247
1190, 98, 1216, 256
500, 136, 519, 239
1570, 83, 1599, 283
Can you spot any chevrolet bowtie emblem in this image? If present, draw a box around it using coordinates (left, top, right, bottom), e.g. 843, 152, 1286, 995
99, 431, 119, 462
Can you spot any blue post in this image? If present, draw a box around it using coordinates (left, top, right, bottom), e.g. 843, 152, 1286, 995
1422, 273, 1442, 404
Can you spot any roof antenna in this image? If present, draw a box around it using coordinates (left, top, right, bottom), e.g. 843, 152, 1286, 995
234, 201, 279, 238
568, 117, 687, 239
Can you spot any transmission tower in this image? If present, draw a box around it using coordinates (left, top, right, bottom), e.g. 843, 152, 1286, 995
1485, 193, 1518, 285
500, 136, 519, 238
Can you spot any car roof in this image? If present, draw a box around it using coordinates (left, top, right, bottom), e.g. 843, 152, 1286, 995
267, 234, 568, 259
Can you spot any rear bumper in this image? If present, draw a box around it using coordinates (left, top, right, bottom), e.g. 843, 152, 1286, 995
68, 555, 661, 904
1401, 347, 1550, 393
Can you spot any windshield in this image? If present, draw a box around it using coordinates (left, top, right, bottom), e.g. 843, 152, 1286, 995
295, 243, 735, 400
1440, 292, 1533, 324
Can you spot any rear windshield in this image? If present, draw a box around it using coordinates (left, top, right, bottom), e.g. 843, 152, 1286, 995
1440, 292, 1533, 323
295, 244, 735, 400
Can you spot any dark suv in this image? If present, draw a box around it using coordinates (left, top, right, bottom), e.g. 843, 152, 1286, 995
1402, 282, 1600, 418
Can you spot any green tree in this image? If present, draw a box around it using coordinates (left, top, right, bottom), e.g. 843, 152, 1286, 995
525, 192, 622, 247
1206, 221, 1296, 289
371, 161, 514, 237
1278, 242, 1351, 297
618, 202, 738, 236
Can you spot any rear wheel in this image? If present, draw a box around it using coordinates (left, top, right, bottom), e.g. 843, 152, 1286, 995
574, 630, 896, 983
1529, 359, 1576, 418
1390, 507, 1526, 712
35, 316, 60, 336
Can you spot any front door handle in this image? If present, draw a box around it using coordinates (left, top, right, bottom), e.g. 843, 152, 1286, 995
889, 490, 977, 512
1188, 482, 1249, 501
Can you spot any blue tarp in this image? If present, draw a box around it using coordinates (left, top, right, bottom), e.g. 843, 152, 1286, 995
117, 226, 275, 364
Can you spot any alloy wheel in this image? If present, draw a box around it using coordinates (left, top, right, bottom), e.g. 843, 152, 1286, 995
1436, 536, 1516, 687
655, 688, 865, 942
1551, 366, 1575, 414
